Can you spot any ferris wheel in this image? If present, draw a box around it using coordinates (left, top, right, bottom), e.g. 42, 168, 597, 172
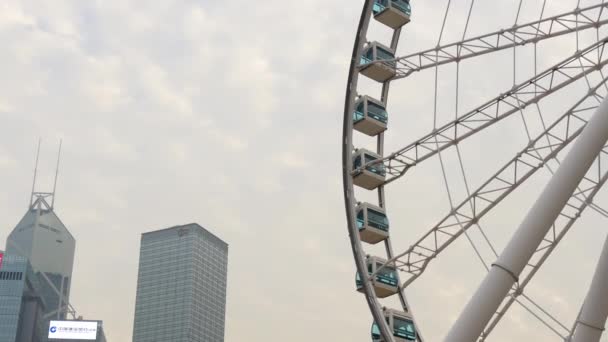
342, 1, 608, 341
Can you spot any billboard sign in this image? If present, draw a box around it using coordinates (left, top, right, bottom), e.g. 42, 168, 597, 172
48, 320, 98, 340
0, 252, 3, 270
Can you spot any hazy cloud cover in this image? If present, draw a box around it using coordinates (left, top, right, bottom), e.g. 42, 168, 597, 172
1, 0, 608, 341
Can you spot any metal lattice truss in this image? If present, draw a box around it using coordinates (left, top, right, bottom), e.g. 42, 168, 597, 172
482, 140, 608, 342
353, 37, 608, 184
370, 73, 607, 282
364, 90, 608, 341
381, 3, 608, 79
366, 74, 608, 342
346, 1, 608, 341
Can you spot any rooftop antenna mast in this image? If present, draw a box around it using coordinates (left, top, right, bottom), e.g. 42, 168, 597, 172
51, 139, 62, 210
29, 139, 41, 208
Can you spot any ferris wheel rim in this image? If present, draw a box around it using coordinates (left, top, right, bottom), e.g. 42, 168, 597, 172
341, 1, 404, 342
342, 1, 608, 341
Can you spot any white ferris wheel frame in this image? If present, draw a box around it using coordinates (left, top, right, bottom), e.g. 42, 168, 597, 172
341, 1, 608, 341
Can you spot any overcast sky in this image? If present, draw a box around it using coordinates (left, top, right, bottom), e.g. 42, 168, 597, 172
2, 0, 608, 341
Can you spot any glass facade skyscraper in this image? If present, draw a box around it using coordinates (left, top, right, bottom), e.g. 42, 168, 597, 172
133, 223, 228, 342
5, 194, 76, 337
0, 254, 47, 342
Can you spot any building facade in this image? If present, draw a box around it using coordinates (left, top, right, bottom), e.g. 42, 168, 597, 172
133, 223, 228, 342
6, 193, 76, 338
0, 254, 47, 342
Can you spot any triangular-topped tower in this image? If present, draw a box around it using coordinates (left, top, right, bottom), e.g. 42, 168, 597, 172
5, 141, 75, 322
7, 193, 76, 320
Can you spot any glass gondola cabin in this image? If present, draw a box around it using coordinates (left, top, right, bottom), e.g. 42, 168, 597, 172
373, 0, 412, 29
357, 202, 389, 244
371, 308, 417, 342
356, 256, 399, 298
360, 42, 397, 83
354, 96, 388, 136
353, 149, 386, 190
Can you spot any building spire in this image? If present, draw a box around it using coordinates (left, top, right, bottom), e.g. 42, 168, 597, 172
29, 139, 42, 208
51, 139, 62, 209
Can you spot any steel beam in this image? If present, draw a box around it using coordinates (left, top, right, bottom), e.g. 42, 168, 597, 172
388, 3, 608, 79
570, 234, 608, 342
370, 78, 606, 285
354, 38, 608, 184
342, 1, 396, 341
482, 148, 608, 340
445, 95, 608, 342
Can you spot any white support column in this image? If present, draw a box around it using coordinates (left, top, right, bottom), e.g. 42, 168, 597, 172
445, 96, 608, 342
571, 234, 608, 342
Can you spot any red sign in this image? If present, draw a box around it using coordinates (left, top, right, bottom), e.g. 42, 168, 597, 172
0, 252, 4, 270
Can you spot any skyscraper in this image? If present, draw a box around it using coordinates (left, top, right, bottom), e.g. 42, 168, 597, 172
6, 193, 75, 323
0, 253, 47, 342
2, 143, 78, 341
6, 142, 75, 330
132, 223, 229, 342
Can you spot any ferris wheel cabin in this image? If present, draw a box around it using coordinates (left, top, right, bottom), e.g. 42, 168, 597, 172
353, 149, 386, 190
356, 256, 399, 298
371, 308, 417, 342
357, 202, 389, 244
360, 42, 397, 83
373, 0, 412, 29
354, 96, 388, 136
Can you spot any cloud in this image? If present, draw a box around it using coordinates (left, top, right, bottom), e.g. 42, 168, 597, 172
1, 0, 606, 341
276, 152, 310, 169
0, 149, 17, 168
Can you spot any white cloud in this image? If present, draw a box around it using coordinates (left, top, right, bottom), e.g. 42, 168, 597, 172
81, 56, 129, 110
93, 127, 137, 162
1, 0, 605, 341
0, 150, 17, 168
276, 152, 310, 169
0, 3, 35, 29
0, 98, 13, 113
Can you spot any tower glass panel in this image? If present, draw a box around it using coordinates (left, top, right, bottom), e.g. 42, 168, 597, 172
133, 223, 229, 342
5, 195, 75, 337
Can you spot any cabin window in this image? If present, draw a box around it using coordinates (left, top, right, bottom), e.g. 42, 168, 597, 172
367, 102, 388, 123
354, 102, 366, 123
367, 208, 389, 231
356, 210, 365, 230
394, 318, 416, 340
375, 263, 398, 286
376, 47, 396, 67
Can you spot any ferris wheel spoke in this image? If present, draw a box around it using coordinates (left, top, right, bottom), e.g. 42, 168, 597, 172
389, 3, 608, 79
444, 0, 503, 274
495, 294, 571, 340
590, 202, 608, 217
529, 21, 608, 221
539, 144, 608, 220
344, 1, 608, 340
481, 142, 608, 340
368, 79, 606, 287
481, 292, 572, 341
533, 91, 608, 219
479, 60, 608, 337
358, 39, 608, 185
